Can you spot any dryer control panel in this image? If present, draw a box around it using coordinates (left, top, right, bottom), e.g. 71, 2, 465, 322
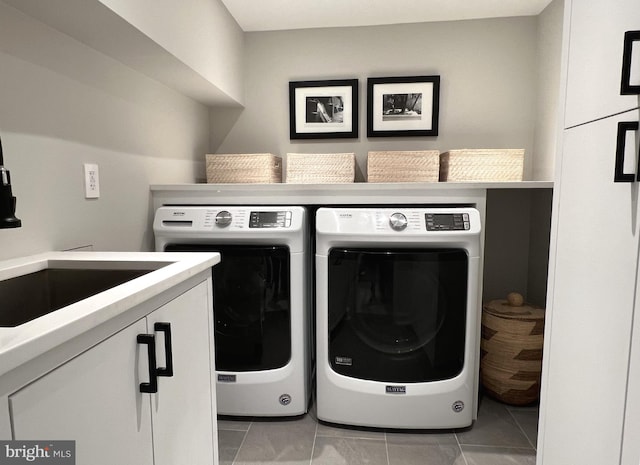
315, 207, 481, 237
425, 213, 470, 231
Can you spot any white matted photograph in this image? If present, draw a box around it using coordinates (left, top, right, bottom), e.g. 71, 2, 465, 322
367, 75, 440, 137
289, 79, 358, 139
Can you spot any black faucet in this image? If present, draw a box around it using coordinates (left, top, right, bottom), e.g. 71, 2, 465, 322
0, 136, 22, 228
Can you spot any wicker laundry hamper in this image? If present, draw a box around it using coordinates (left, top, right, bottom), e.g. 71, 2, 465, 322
285, 153, 355, 184
480, 293, 545, 405
205, 153, 282, 183
439, 149, 524, 182
367, 150, 440, 182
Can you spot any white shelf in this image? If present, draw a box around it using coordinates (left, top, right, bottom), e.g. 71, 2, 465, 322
151, 181, 553, 207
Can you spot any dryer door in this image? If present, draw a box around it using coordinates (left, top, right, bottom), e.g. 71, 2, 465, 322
165, 244, 291, 372
328, 248, 468, 383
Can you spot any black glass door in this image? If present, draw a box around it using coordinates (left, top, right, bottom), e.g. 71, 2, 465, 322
328, 248, 468, 383
165, 244, 291, 371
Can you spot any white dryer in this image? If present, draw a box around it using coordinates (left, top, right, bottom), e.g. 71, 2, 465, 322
315, 207, 482, 429
154, 206, 311, 416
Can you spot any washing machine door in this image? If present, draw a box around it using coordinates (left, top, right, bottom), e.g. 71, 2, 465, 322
165, 244, 291, 372
328, 248, 468, 383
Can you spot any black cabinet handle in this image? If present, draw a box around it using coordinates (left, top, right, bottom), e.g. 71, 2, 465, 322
137, 334, 158, 393
614, 121, 640, 182
154, 322, 174, 377
621, 30, 640, 95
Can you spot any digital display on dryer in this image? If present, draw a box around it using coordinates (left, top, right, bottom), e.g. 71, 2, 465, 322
425, 213, 470, 231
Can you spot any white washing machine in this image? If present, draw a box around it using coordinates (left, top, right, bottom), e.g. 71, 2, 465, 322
154, 206, 311, 416
315, 207, 482, 429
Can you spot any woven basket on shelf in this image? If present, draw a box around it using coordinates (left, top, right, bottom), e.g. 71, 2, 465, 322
205, 153, 282, 183
439, 149, 524, 182
367, 150, 440, 183
286, 153, 355, 184
480, 293, 545, 405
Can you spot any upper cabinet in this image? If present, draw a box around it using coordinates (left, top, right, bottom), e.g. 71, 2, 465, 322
563, 0, 640, 128
1, 0, 245, 107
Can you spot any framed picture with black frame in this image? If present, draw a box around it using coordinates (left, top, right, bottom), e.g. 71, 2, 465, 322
367, 75, 440, 137
289, 79, 358, 139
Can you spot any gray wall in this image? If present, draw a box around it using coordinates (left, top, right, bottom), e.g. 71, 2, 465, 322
213, 16, 542, 181
482, 0, 562, 306
533, 0, 564, 181
0, 4, 209, 260
97, 0, 245, 104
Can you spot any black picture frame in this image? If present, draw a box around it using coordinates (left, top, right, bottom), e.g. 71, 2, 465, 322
367, 75, 440, 137
289, 79, 359, 139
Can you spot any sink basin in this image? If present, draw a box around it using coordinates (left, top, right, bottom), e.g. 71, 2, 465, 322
0, 251, 220, 381
0, 266, 161, 327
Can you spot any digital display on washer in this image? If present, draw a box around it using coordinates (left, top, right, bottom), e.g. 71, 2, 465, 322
249, 211, 291, 228
425, 213, 470, 231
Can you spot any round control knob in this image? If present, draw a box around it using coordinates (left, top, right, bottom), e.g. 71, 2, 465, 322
215, 210, 233, 227
389, 212, 408, 231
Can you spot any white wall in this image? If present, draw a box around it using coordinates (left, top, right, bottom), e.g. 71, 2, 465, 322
0, 4, 209, 260
214, 16, 541, 181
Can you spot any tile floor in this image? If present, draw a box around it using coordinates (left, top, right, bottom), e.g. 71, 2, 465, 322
217, 395, 539, 465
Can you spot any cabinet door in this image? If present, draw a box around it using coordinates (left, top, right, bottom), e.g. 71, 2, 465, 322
147, 281, 217, 465
9, 319, 154, 465
622, 271, 640, 465
541, 109, 640, 465
564, 0, 640, 128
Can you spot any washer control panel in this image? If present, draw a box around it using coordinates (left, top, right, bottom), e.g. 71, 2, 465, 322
153, 206, 303, 233
389, 212, 408, 231
249, 211, 292, 228
425, 213, 470, 231
215, 210, 233, 227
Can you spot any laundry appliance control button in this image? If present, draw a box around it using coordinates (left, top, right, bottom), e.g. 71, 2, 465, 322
389, 212, 408, 231
215, 210, 233, 227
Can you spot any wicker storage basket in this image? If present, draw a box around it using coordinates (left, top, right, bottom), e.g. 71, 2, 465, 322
286, 153, 355, 184
205, 153, 282, 183
439, 149, 524, 182
367, 150, 440, 183
480, 293, 545, 405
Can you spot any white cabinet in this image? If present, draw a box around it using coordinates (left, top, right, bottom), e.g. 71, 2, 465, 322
146, 282, 217, 465
540, 109, 640, 465
10, 319, 154, 465
540, 0, 640, 462
563, 0, 640, 128
623, 273, 640, 465
9, 281, 217, 465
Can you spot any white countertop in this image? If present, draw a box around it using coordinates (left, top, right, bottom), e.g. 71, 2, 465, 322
0, 251, 220, 378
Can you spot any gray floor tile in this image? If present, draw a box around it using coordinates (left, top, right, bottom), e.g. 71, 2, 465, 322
461, 445, 537, 465
387, 431, 463, 465
233, 415, 317, 465
508, 410, 539, 448
311, 436, 388, 465
218, 429, 246, 465
316, 421, 387, 440
216, 400, 541, 464
455, 397, 531, 448
386, 431, 458, 445
218, 416, 254, 431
